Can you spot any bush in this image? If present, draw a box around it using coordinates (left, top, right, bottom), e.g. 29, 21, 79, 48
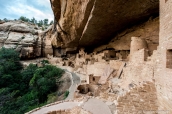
0, 48, 65, 114
64, 90, 69, 99
47, 92, 57, 104
20, 64, 38, 94
29, 65, 64, 103
41, 59, 49, 64
0, 47, 22, 88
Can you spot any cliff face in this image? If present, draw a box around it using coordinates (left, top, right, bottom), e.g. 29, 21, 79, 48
0, 21, 54, 59
50, 0, 159, 49
94, 17, 159, 56
0, 21, 41, 59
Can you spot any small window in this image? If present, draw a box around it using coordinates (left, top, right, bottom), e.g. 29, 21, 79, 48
93, 77, 95, 81
166, 49, 172, 68
165, 0, 168, 3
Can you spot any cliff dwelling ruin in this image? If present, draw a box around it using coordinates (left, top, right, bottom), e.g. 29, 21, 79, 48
1, 0, 172, 114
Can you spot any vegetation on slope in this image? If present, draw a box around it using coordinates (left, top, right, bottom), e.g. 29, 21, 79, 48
1, 16, 54, 30
18, 16, 53, 27
0, 47, 64, 114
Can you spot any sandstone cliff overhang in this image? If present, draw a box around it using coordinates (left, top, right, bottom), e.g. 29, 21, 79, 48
50, 0, 159, 49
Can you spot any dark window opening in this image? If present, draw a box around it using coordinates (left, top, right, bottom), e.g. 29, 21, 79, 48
93, 77, 95, 81
166, 49, 172, 68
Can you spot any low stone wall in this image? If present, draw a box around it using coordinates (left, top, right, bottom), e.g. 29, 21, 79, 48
46, 107, 91, 114
116, 82, 158, 114
47, 109, 67, 114
25, 100, 77, 114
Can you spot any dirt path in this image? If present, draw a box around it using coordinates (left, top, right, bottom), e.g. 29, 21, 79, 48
31, 102, 80, 114
65, 71, 80, 100
82, 98, 112, 114
30, 98, 112, 114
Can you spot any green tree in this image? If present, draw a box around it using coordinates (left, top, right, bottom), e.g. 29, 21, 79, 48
19, 16, 30, 22
0, 48, 65, 114
0, 47, 22, 88
3, 18, 8, 22
41, 59, 49, 64
30, 65, 64, 103
30, 17, 37, 24
20, 64, 38, 94
64, 90, 69, 99
50, 20, 54, 25
38, 20, 43, 27
43, 19, 48, 26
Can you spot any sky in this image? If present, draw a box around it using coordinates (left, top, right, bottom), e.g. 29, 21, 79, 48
0, 0, 54, 22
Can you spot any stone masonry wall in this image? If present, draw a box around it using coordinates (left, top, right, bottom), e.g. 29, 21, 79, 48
154, 0, 172, 112
46, 107, 91, 114
121, 61, 154, 90
131, 49, 148, 63
116, 82, 158, 114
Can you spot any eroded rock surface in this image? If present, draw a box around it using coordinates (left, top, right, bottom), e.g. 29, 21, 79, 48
94, 17, 159, 56
0, 21, 41, 59
50, 0, 159, 49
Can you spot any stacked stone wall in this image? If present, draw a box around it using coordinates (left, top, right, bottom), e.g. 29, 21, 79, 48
46, 107, 91, 114
154, 0, 172, 112
116, 82, 158, 114
130, 49, 148, 63
121, 62, 153, 90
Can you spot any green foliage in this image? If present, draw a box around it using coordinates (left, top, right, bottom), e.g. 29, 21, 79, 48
3, 18, 8, 22
42, 27, 45, 31
38, 20, 44, 27
0, 47, 22, 88
41, 59, 49, 64
50, 20, 54, 25
43, 19, 49, 26
18, 16, 52, 28
2, 16, 53, 31
19, 16, 30, 22
64, 90, 69, 99
0, 48, 64, 114
0, 47, 20, 61
29, 65, 64, 103
21, 36, 25, 39
20, 64, 38, 94
30, 17, 37, 24
47, 92, 57, 104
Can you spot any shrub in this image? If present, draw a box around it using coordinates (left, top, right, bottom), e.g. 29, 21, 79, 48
29, 65, 64, 103
47, 92, 57, 104
41, 59, 49, 64
0, 48, 64, 114
64, 90, 69, 99
0, 47, 22, 88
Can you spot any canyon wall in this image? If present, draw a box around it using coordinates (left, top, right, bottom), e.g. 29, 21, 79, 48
0, 21, 41, 59
94, 17, 159, 56
50, 0, 159, 49
0, 21, 54, 59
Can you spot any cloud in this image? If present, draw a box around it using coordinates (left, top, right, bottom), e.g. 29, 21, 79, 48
7, 3, 53, 21
34, 0, 50, 8
0, 0, 54, 22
